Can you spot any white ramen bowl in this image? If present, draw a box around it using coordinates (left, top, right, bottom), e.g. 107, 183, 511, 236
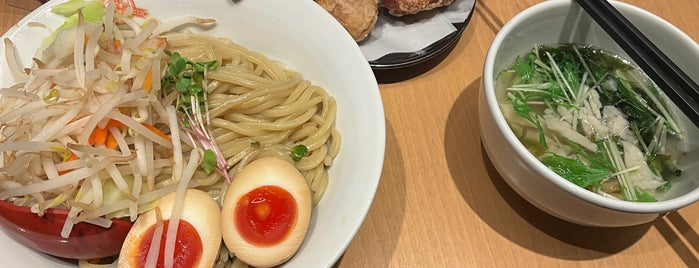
480, 0, 699, 227
0, 0, 385, 266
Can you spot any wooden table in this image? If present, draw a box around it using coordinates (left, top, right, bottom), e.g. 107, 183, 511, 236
3, 0, 699, 267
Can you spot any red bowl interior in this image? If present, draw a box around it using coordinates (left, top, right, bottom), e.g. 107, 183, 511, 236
0, 201, 133, 260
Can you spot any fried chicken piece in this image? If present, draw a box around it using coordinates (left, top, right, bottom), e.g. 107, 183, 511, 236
316, 0, 379, 42
381, 0, 455, 17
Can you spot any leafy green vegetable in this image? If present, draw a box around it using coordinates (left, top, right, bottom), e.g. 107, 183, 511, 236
568, 140, 615, 172
657, 181, 672, 192
162, 51, 219, 116
541, 154, 610, 188
52, 0, 98, 16
511, 96, 546, 147
44, 0, 104, 47
291, 145, 308, 162
673, 169, 682, 177
514, 53, 537, 84
500, 43, 682, 202
634, 188, 657, 202
161, 52, 231, 183
202, 149, 217, 175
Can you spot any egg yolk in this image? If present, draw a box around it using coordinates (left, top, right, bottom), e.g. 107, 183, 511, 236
134, 219, 203, 268
234, 185, 297, 246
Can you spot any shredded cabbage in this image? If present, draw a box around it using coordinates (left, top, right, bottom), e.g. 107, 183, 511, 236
43, 0, 104, 47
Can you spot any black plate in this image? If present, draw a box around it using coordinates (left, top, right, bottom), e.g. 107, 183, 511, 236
366, 0, 477, 71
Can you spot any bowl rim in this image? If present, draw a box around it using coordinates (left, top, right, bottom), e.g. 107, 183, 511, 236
483, 0, 699, 214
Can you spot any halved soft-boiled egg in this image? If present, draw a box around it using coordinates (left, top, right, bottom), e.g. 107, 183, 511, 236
117, 189, 221, 268
221, 157, 312, 268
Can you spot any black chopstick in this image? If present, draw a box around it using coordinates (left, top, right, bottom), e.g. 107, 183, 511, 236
574, 0, 699, 128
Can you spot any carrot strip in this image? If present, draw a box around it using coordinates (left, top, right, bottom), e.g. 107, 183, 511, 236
58, 153, 80, 175
143, 70, 153, 92
89, 119, 125, 146
143, 123, 171, 142
89, 127, 109, 146
105, 130, 118, 149
62, 119, 124, 174
67, 153, 80, 161
106, 119, 125, 129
